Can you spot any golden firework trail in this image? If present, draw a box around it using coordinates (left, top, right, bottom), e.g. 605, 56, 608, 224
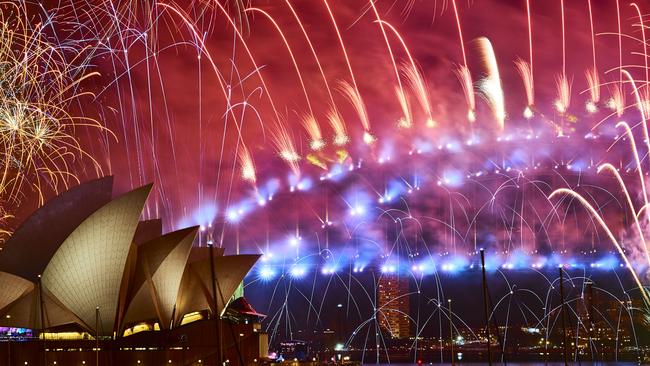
301, 114, 325, 151
585, 0, 600, 111
327, 108, 349, 147
476, 37, 505, 131
515, 58, 534, 118
238, 144, 257, 184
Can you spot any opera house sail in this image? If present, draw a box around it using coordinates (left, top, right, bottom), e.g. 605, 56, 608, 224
0, 177, 265, 365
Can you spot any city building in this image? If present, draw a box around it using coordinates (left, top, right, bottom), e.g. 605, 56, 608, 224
377, 275, 410, 339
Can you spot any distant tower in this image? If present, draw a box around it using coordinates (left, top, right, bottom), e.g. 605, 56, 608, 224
578, 280, 596, 347
377, 275, 410, 339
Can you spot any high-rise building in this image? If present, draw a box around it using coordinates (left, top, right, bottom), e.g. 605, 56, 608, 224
377, 275, 410, 339
577, 280, 596, 329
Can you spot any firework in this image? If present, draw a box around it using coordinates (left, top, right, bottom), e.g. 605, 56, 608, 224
585, 0, 600, 111
327, 108, 349, 146
515, 59, 534, 118
451, 0, 475, 123
402, 63, 436, 127
585, 69, 600, 112
608, 84, 626, 117
301, 114, 325, 151
239, 144, 257, 183
554, 73, 572, 115
395, 87, 412, 129
0, 4, 104, 240
476, 37, 505, 131
273, 121, 301, 170
323, 0, 373, 141
454, 65, 476, 123
338, 80, 373, 144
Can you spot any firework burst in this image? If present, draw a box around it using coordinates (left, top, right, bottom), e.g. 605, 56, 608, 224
0, 4, 104, 240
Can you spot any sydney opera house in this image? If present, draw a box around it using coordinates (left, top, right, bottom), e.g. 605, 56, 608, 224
0, 177, 266, 365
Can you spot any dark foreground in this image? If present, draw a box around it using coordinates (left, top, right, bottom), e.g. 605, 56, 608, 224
0, 318, 267, 365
